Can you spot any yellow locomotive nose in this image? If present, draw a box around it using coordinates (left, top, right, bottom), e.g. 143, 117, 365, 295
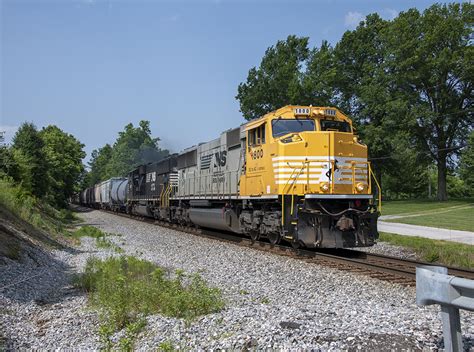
240, 105, 380, 249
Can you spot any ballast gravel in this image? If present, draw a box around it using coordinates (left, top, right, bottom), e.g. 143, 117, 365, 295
1, 209, 473, 350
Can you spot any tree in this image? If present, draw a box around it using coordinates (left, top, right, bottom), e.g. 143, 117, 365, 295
0, 145, 18, 179
11, 123, 49, 197
87, 144, 113, 186
236, 35, 310, 120
40, 125, 86, 207
382, 3, 473, 200
333, 13, 434, 196
104, 120, 169, 178
302, 40, 337, 107
460, 131, 474, 193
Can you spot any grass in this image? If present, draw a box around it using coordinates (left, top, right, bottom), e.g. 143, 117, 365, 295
386, 206, 474, 232
379, 232, 474, 269
70, 225, 124, 253
75, 256, 224, 349
0, 177, 78, 238
381, 198, 474, 232
381, 198, 473, 216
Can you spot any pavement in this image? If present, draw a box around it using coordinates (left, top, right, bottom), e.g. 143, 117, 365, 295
378, 220, 474, 245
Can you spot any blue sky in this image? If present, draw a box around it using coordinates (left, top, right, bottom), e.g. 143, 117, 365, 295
1, 0, 449, 162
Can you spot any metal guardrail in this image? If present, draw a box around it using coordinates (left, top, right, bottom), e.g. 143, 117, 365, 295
416, 266, 474, 352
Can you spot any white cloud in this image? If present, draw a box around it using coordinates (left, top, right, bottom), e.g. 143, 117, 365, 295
344, 11, 364, 29
0, 125, 19, 145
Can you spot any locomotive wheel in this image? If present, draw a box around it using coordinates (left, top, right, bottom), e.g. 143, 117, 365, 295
250, 230, 260, 242
268, 232, 281, 245
291, 240, 301, 249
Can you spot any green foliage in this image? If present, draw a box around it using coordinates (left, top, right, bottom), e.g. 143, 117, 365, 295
70, 226, 123, 252
85, 121, 169, 186
460, 132, 474, 194
0, 177, 75, 237
0, 146, 18, 179
11, 123, 49, 198
158, 340, 176, 352
5, 123, 86, 208
236, 35, 311, 120
75, 256, 224, 348
40, 125, 86, 207
71, 225, 106, 239
86, 144, 113, 187
379, 232, 473, 269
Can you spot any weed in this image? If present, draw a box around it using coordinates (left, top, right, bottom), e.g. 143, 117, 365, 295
260, 297, 270, 304
239, 289, 249, 295
71, 225, 105, 239
158, 340, 176, 352
75, 256, 224, 349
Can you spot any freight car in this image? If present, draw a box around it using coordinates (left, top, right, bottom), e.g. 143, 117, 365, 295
121, 105, 380, 248
80, 178, 128, 211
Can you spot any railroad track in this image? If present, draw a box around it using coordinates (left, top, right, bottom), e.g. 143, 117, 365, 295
95, 208, 474, 286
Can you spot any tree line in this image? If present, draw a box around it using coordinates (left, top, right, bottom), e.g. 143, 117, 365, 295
236, 3, 473, 200
0, 123, 86, 207
83, 120, 169, 187
0, 120, 168, 208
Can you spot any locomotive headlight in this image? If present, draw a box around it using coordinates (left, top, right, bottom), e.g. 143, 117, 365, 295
320, 182, 329, 192
356, 183, 366, 192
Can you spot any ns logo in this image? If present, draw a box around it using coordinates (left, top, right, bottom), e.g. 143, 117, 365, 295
214, 150, 227, 168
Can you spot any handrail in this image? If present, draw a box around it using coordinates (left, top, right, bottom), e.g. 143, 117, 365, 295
159, 183, 165, 207
369, 163, 382, 212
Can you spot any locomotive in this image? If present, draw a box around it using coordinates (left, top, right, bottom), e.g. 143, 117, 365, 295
81, 105, 380, 248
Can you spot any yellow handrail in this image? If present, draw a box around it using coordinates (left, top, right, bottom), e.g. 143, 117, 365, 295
369, 163, 382, 213
159, 184, 165, 207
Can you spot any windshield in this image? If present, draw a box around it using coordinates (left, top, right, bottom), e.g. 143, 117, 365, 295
272, 119, 315, 137
320, 120, 351, 132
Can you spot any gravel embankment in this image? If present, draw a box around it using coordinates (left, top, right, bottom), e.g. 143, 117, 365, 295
1, 209, 473, 350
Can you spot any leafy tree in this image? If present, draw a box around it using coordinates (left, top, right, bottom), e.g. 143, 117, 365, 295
236, 35, 310, 120
302, 40, 337, 107
0, 146, 18, 179
104, 121, 169, 178
382, 3, 474, 200
11, 123, 49, 197
334, 13, 437, 197
460, 131, 474, 194
40, 125, 86, 207
87, 144, 113, 186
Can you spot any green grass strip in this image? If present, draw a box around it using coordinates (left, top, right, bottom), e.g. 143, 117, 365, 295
379, 232, 474, 269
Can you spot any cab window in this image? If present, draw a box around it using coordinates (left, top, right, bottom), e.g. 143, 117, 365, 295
248, 124, 266, 146
320, 120, 351, 132
272, 119, 315, 137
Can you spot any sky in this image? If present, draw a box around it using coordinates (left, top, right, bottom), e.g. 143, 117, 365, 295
1, 0, 450, 162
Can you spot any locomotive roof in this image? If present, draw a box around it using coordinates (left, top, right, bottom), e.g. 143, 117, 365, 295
244, 105, 352, 131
